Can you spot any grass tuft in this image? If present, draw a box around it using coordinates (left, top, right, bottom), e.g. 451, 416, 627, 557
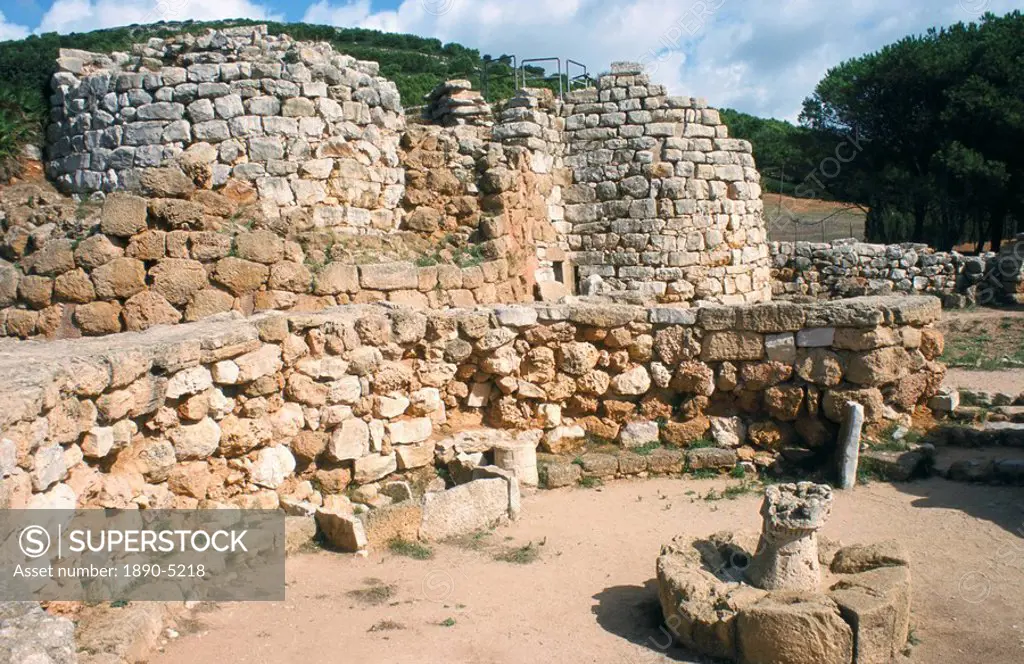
494, 541, 541, 565
388, 538, 433, 560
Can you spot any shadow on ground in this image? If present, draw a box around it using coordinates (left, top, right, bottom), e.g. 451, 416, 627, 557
591, 580, 707, 663
885, 477, 1023, 538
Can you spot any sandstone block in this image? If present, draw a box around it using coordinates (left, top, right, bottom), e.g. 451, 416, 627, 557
701, 331, 764, 361
539, 461, 582, 488
213, 257, 269, 295
75, 301, 123, 335
92, 257, 147, 299
101, 193, 148, 236
122, 290, 181, 331
736, 594, 853, 664
150, 258, 208, 305
360, 262, 417, 290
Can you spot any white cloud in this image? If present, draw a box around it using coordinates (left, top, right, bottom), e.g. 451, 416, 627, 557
0, 11, 31, 41
36, 0, 283, 36
298, 0, 1024, 120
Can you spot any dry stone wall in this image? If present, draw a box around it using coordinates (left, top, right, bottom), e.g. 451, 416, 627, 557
47, 25, 406, 233
770, 239, 987, 307
0, 296, 944, 512
562, 62, 771, 305
0, 181, 526, 338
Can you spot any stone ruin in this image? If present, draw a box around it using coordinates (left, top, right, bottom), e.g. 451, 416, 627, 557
0, 23, 951, 520
0, 24, 952, 661
656, 482, 912, 664
421, 79, 492, 126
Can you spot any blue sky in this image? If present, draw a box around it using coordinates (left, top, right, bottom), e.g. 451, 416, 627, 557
2, 0, 1023, 121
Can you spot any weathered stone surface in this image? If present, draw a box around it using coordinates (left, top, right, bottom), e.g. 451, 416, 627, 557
250, 445, 296, 488
92, 257, 147, 299
686, 447, 738, 470
701, 331, 764, 361
213, 257, 269, 295
101, 193, 148, 237
795, 349, 844, 387
829, 566, 911, 664
315, 508, 367, 551
353, 453, 398, 484
327, 418, 370, 461
122, 290, 181, 330
419, 478, 512, 541
611, 366, 651, 396
736, 593, 853, 664
168, 417, 220, 460
359, 501, 423, 546
830, 541, 909, 574
539, 461, 582, 488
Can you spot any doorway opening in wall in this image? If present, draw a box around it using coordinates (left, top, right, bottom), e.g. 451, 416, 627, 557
552, 261, 576, 294
552, 261, 565, 284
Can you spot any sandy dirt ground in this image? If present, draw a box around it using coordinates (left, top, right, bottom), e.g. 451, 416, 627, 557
150, 477, 1024, 664
940, 307, 1024, 395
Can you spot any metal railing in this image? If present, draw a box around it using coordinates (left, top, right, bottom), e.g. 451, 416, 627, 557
565, 59, 591, 94
519, 57, 563, 99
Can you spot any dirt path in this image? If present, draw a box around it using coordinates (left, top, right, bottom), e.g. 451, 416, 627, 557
150, 477, 1024, 664
943, 368, 1024, 395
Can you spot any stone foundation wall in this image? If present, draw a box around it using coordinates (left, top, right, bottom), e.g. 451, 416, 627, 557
0, 296, 943, 510
47, 25, 406, 232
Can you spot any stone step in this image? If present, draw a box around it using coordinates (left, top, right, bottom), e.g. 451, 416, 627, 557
932, 445, 1024, 485
923, 422, 1024, 448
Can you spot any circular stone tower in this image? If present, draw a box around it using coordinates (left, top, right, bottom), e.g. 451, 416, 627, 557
561, 61, 771, 305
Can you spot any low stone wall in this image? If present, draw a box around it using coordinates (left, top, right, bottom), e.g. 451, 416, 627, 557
770, 239, 984, 306
0, 296, 944, 511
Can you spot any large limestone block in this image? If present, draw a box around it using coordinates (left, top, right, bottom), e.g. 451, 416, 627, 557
736, 593, 853, 664
359, 501, 423, 547
701, 331, 765, 361
419, 478, 511, 541
830, 565, 911, 664
315, 508, 367, 552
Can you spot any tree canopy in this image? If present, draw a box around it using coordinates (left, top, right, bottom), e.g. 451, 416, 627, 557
799, 11, 1024, 250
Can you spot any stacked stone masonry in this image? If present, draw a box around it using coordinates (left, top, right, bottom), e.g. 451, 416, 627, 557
421, 79, 493, 126
562, 62, 771, 305
771, 239, 985, 306
0, 296, 944, 510
0, 182, 528, 338
47, 25, 407, 233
